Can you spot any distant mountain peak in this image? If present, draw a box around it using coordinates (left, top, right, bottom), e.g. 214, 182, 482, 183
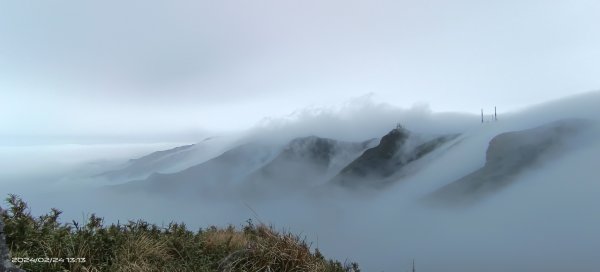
282, 136, 337, 164
332, 127, 457, 188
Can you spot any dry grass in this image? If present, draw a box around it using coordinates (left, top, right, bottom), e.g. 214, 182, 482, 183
219, 224, 329, 272
202, 226, 248, 252
111, 234, 172, 272
1, 194, 360, 272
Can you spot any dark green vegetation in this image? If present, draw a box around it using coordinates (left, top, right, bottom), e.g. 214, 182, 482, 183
338, 128, 411, 179
332, 127, 458, 187
1, 195, 359, 272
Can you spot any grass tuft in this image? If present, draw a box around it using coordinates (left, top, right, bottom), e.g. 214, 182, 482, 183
1, 194, 360, 272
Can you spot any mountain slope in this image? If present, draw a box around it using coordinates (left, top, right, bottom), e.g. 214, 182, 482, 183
96, 137, 233, 181
97, 144, 195, 180
240, 136, 375, 196
331, 127, 458, 188
426, 118, 594, 206
112, 142, 281, 196
112, 136, 375, 197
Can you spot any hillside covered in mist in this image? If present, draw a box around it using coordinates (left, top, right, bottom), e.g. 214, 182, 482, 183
99, 92, 599, 208
3, 91, 600, 272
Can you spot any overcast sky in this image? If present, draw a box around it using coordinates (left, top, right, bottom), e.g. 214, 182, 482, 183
2, 0, 600, 144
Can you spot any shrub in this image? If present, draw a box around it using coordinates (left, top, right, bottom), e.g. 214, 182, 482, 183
1, 195, 359, 272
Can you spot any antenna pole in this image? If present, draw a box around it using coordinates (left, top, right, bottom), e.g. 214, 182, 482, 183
481, 109, 484, 123
495, 106, 497, 121
412, 259, 415, 272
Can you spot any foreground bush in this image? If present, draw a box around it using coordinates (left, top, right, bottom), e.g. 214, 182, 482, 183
1, 194, 359, 272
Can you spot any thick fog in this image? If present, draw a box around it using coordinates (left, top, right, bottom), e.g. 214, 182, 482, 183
2, 92, 600, 271
3, 1, 600, 270
3, 0, 600, 141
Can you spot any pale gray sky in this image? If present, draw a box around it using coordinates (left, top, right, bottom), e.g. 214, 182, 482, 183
2, 0, 600, 143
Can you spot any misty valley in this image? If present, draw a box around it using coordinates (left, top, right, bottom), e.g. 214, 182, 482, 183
2, 92, 600, 272
4, 0, 600, 270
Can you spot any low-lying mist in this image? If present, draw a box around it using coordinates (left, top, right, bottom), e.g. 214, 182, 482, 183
2, 91, 600, 272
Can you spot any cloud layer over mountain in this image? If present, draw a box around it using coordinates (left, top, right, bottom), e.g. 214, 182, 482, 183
3, 91, 600, 271
3, 0, 600, 141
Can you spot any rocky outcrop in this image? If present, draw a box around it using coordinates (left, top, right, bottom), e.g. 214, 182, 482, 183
0, 207, 26, 272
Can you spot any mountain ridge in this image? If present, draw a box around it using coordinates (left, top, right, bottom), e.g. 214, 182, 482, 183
426, 118, 595, 206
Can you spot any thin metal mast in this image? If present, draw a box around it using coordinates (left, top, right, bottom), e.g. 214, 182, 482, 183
481, 109, 484, 123
495, 106, 497, 121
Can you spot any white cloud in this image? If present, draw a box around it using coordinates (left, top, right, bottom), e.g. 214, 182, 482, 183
4, 91, 600, 271
2, 0, 600, 143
